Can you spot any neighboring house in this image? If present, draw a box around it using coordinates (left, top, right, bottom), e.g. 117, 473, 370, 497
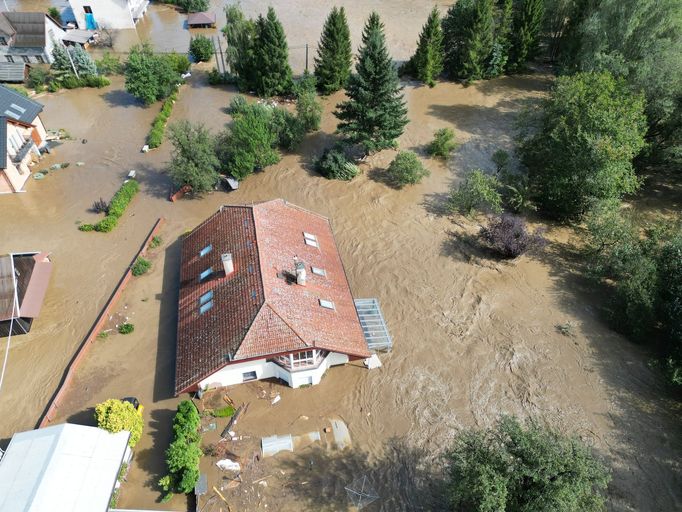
68, 0, 150, 30
0, 423, 131, 512
175, 199, 375, 394
0, 12, 66, 64
187, 11, 216, 29
0, 85, 48, 193
0, 251, 52, 337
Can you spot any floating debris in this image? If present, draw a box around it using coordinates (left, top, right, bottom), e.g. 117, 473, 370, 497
76, 161, 85, 166
33, 172, 46, 180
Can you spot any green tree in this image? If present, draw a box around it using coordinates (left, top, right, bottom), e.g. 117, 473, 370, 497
222, 4, 256, 82
486, 0, 513, 77
519, 72, 647, 219
125, 43, 180, 105
563, 0, 682, 161
252, 7, 292, 97
51, 45, 73, 80
387, 151, 430, 187
296, 89, 322, 132
314, 7, 353, 94
449, 169, 502, 216
95, 399, 144, 448
47, 6, 62, 25
189, 35, 213, 62
405, 7, 444, 87
442, 0, 495, 81
508, 0, 545, 70
159, 400, 201, 499
167, 120, 220, 194
446, 416, 611, 512
177, 0, 208, 13
69, 44, 98, 76
218, 103, 280, 180
334, 12, 408, 154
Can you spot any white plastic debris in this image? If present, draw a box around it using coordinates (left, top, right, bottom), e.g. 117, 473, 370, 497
181, 72, 192, 79
127, 170, 136, 179
141, 145, 149, 153
271, 394, 281, 405
364, 353, 382, 369
216, 459, 241, 471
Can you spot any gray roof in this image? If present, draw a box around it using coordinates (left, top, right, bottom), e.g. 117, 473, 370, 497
0, 12, 47, 47
0, 117, 6, 169
0, 85, 43, 123
0, 62, 26, 82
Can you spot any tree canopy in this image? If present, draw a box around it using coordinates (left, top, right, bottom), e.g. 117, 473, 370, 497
314, 7, 352, 94
405, 7, 444, 87
252, 7, 292, 97
519, 71, 647, 219
125, 43, 180, 105
446, 416, 611, 512
334, 12, 408, 153
95, 399, 143, 448
167, 120, 220, 194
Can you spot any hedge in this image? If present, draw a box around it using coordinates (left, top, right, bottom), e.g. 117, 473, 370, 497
79, 179, 139, 233
147, 92, 178, 149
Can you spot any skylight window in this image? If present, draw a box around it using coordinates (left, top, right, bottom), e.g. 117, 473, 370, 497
199, 290, 213, 306
311, 267, 326, 277
199, 244, 212, 257
305, 238, 319, 248
199, 267, 213, 282
319, 299, 335, 310
199, 301, 213, 314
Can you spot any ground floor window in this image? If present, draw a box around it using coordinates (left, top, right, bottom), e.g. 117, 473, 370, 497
242, 371, 257, 382
274, 350, 328, 370
36, 55, 44, 64
22, 56, 29, 63
5, 56, 13, 63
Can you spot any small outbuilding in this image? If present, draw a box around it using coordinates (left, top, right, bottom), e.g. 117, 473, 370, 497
0, 62, 28, 83
187, 11, 216, 28
0, 423, 132, 512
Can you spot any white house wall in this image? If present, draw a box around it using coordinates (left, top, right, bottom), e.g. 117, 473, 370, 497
45, 17, 66, 63
199, 352, 350, 390
69, 0, 136, 30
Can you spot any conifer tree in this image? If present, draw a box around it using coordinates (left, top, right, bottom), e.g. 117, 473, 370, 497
252, 7, 292, 97
442, 0, 495, 81
405, 7, 444, 87
334, 12, 408, 154
486, 0, 513, 76
313, 7, 352, 95
508, 0, 544, 70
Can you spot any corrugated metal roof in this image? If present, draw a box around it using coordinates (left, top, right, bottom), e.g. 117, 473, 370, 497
187, 11, 216, 26
0, 84, 43, 123
3, 12, 47, 47
0, 62, 27, 83
175, 199, 370, 394
0, 423, 129, 512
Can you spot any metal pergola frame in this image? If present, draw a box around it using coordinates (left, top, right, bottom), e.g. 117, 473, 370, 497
354, 298, 393, 352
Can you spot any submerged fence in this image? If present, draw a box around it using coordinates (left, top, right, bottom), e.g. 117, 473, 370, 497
38, 218, 165, 428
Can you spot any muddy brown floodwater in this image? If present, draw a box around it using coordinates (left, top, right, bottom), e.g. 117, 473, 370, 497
1, 1, 681, 511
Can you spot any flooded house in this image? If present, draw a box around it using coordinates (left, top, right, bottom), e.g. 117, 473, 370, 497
0, 86, 48, 193
0, 423, 132, 511
0, 252, 52, 337
0, 12, 66, 64
174, 199, 376, 395
68, 0, 149, 30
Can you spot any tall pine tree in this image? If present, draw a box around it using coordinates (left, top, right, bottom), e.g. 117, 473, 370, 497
314, 7, 352, 95
405, 7, 444, 87
252, 7, 292, 97
334, 12, 408, 153
508, 0, 545, 70
442, 0, 495, 81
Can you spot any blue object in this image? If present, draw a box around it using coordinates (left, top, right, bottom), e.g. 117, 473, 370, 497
85, 13, 98, 30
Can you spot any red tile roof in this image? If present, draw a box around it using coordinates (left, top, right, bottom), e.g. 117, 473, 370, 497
175, 199, 369, 394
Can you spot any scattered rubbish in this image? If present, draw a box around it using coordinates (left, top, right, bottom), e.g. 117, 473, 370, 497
76, 161, 85, 166
81, 139, 87, 144
293, 431, 322, 450
61, 162, 70, 168
200, 422, 217, 433
226, 176, 239, 190
331, 418, 351, 450
221, 402, 248, 438
258, 480, 268, 487
181, 72, 192, 79
50, 164, 61, 170
141, 144, 150, 153
261, 434, 293, 457
299, 415, 309, 421
323, 426, 332, 433
364, 354, 382, 369
271, 394, 281, 405
33, 172, 46, 180
212, 486, 230, 506
216, 458, 241, 472
228, 430, 235, 437
127, 169, 137, 179
345, 475, 380, 510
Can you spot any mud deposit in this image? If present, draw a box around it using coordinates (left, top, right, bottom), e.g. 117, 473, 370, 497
0, 2, 681, 510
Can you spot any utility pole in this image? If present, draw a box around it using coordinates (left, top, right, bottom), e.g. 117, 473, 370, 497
216, 36, 226, 75
212, 36, 222, 74
65, 45, 79, 78
305, 43, 308, 73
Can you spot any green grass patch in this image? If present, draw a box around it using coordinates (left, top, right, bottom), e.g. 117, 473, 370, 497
131, 257, 151, 276
149, 235, 162, 249
210, 405, 235, 418
118, 323, 135, 335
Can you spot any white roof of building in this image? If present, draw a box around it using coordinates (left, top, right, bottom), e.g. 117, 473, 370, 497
0, 423, 130, 512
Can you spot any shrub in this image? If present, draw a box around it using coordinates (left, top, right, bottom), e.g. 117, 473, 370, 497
149, 236, 162, 248
118, 323, 135, 334
315, 146, 359, 181
428, 128, 458, 159
449, 169, 502, 216
211, 405, 235, 418
96, 52, 123, 75
147, 92, 177, 148
107, 179, 140, 218
27, 67, 49, 89
386, 151, 430, 187
228, 94, 248, 115
207, 68, 235, 85
165, 52, 191, 74
61, 75, 81, 89
92, 197, 109, 214
296, 90, 322, 133
95, 398, 143, 447
94, 215, 118, 232
131, 257, 151, 276
160, 401, 202, 498
480, 214, 547, 258
189, 35, 214, 62
78, 223, 95, 232
83, 75, 111, 88
8, 84, 29, 96
491, 149, 510, 173
271, 108, 304, 151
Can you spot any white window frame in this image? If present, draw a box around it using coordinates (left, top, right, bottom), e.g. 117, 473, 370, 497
319, 299, 335, 310
199, 244, 212, 257
311, 266, 326, 277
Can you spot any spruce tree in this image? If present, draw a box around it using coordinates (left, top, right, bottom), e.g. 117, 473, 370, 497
406, 7, 444, 87
442, 0, 495, 81
313, 7, 352, 95
334, 12, 408, 154
252, 7, 292, 97
508, 0, 544, 70
486, 0, 513, 76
